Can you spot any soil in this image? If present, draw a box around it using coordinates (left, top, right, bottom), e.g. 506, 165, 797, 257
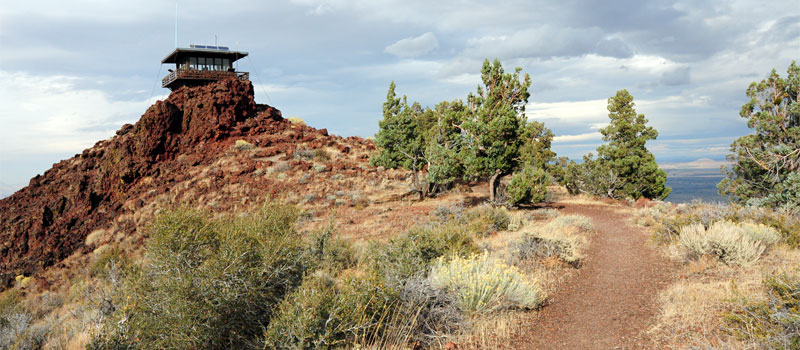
515, 202, 676, 349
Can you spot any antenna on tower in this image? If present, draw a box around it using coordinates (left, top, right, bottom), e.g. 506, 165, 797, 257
174, 3, 178, 48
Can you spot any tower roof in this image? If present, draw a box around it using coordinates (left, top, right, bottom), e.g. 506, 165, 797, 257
161, 45, 248, 64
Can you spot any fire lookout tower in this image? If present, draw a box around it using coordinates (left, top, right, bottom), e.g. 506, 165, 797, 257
161, 44, 249, 90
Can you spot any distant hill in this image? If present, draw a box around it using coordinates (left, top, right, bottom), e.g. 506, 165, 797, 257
661, 158, 728, 203
661, 158, 729, 177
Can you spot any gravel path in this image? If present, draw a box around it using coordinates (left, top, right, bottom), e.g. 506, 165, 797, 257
516, 203, 676, 349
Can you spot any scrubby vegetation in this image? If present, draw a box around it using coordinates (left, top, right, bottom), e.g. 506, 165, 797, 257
90, 203, 311, 349
39, 200, 596, 350
725, 271, 800, 349
641, 202, 800, 248
639, 198, 800, 349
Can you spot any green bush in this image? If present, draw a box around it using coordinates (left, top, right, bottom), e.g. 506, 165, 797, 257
308, 226, 357, 273
91, 203, 311, 350
263, 272, 397, 349
464, 205, 511, 237
725, 271, 800, 349
507, 165, 549, 206
366, 222, 478, 281
429, 252, 542, 315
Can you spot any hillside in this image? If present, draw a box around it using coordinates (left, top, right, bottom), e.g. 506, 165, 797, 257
0, 78, 401, 289
1, 78, 797, 350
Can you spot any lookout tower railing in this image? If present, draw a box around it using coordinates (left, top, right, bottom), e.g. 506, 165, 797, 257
161, 69, 249, 88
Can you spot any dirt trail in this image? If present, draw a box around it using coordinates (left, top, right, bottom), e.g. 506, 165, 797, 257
517, 203, 676, 349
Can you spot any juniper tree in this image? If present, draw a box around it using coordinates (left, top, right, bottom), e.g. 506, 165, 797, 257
459, 59, 532, 202
719, 61, 800, 208
564, 90, 670, 200
371, 82, 427, 198
596, 89, 670, 199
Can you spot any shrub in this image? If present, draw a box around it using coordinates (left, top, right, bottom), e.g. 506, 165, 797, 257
288, 117, 306, 125
295, 149, 317, 161
506, 165, 549, 206
648, 202, 800, 248
91, 203, 311, 349
510, 234, 580, 265
464, 205, 510, 237
678, 222, 768, 265
508, 212, 525, 231
549, 215, 594, 231
314, 148, 331, 162
394, 276, 464, 345
234, 139, 255, 150
740, 222, 782, 245
0, 289, 24, 347
366, 222, 478, 282
527, 208, 559, 221
725, 271, 800, 349
429, 253, 542, 315
308, 227, 357, 273
263, 272, 397, 350
273, 161, 291, 173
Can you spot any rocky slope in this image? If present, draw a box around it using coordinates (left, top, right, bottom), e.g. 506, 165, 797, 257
0, 78, 393, 288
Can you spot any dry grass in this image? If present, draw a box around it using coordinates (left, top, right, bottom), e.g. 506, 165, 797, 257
548, 185, 613, 206
449, 311, 529, 350
651, 245, 800, 349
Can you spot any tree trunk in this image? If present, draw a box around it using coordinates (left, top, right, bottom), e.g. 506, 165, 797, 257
489, 169, 502, 203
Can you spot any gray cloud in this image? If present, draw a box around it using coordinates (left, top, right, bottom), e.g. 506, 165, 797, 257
463, 26, 603, 59
595, 38, 634, 58
660, 66, 691, 86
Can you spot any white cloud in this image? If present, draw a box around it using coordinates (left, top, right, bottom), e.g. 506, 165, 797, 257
527, 99, 608, 124
384, 32, 439, 57
554, 132, 602, 143
0, 71, 145, 156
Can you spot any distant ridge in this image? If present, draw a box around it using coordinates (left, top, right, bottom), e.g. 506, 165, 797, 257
660, 158, 729, 170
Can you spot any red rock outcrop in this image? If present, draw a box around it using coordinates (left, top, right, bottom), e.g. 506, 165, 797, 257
0, 79, 290, 287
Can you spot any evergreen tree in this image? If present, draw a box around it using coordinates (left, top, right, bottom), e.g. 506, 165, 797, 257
370, 82, 427, 198
596, 89, 670, 200
425, 100, 467, 192
563, 90, 670, 200
719, 61, 800, 208
460, 59, 532, 202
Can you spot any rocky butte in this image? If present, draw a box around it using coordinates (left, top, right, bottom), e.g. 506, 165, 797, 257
0, 78, 376, 288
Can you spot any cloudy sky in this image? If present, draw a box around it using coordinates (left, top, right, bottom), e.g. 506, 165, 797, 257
1, 0, 798, 192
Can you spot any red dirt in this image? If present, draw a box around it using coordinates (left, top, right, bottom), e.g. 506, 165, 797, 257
515, 203, 676, 349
